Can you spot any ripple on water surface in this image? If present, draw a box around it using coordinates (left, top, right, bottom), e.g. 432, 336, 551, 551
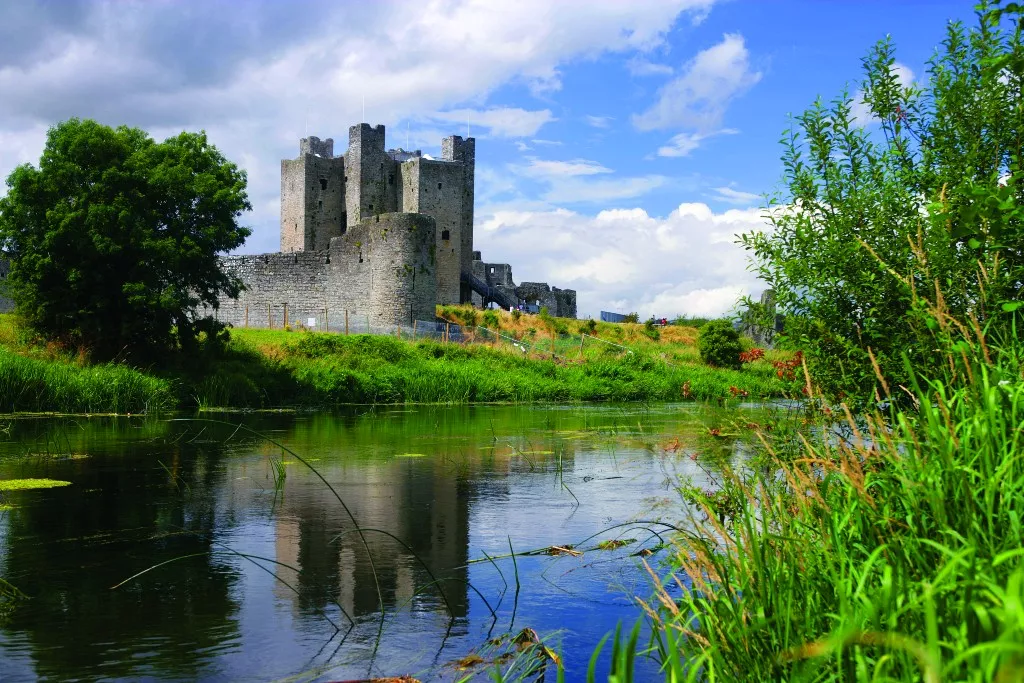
0, 402, 774, 681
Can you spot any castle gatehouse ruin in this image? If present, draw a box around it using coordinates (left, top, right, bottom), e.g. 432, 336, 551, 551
207, 123, 577, 329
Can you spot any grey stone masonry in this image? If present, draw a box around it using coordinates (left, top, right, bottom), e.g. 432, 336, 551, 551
281, 136, 346, 252
516, 282, 577, 319
469, 256, 577, 318
208, 252, 333, 329
331, 212, 437, 325
400, 158, 463, 305
441, 135, 475, 302
345, 124, 397, 227
213, 121, 579, 324
208, 213, 436, 329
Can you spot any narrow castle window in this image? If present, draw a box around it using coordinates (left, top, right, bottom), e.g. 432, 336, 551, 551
368, 203, 373, 212
388, 174, 394, 185
441, 230, 450, 241
320, 178, 327, 191
438, 182, 442, 190
318, 200, 323, 210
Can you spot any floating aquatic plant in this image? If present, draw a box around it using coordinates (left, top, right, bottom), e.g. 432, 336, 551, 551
0, 478, 72, 491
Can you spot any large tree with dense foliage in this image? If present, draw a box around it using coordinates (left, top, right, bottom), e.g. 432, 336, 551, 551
741, 1, 1023, 402
0, 119, 251, 359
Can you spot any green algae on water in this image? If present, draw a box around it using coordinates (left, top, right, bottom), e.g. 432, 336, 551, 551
0, 478, 72, 491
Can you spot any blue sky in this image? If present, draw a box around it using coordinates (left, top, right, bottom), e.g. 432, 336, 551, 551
0, 0, 981, 318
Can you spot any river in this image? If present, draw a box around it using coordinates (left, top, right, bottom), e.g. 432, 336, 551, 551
0, 402, 770, 681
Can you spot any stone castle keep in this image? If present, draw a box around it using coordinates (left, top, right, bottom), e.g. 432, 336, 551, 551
207, 123, 576, 329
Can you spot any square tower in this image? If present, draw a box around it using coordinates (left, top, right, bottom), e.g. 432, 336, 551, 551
441, 136, 475, 303
280, 136, 346, 252
345, 124, 399, 229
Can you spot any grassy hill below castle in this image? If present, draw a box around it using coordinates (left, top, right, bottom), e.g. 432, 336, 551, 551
0, 309, 794, 414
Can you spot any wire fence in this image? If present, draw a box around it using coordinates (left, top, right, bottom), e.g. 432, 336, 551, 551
224, 305, 639, 360
221, 305, 467, 342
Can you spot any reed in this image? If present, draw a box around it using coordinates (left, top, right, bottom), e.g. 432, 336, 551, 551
0, 347, 175, 414
592, 328, 1024, 681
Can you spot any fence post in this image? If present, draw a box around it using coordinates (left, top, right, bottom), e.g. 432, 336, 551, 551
445, 322, 450, 343
244, 305, 249, 328
579, 334, 585, 359
552, 333, 556, 357
283, 302, 288, 329
323, 307, 328, 332
268, 303, 272, 329
345, 310, 349, 335
413, 320, 417, 339
366, 315, 370, 335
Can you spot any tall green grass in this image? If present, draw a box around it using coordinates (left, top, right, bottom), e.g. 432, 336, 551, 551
606, 334, 1024, 681
0, 313, 791, 412
198, 330, 789, 408
0, 347, 175, 414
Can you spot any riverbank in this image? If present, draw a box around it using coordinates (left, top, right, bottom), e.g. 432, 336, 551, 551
0, 312, 792, 413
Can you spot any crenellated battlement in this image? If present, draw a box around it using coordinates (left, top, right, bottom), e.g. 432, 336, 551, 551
299, 136, 335, 158
270, 122, 575, 317
348, 123, 386, 153
441, 135, 475, 164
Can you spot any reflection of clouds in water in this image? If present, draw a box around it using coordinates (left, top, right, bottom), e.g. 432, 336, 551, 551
0, 403, 777, 681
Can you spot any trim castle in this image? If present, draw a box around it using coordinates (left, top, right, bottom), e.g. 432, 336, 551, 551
208, 123, 577, 329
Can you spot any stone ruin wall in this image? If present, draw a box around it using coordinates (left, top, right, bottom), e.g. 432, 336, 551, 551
206, 252, 335, 329
207, 213, 436, 329
517, 281, 577, 319
331, 212, 437, 325
469, 255, 577, 319
441, 136, 475, 298
403, 159, 463, 305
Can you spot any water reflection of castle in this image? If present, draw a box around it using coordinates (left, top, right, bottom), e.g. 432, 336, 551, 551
271, 455, 476, 620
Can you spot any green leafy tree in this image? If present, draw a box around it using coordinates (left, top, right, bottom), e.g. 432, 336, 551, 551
741, 2, 1023, 401
699, 320, 742, 369
0, 119, 251, 359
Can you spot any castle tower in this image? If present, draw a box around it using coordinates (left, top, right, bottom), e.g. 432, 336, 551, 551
280, 136, 346, 252
345, 124, 399, 229
441, 136, 475, 303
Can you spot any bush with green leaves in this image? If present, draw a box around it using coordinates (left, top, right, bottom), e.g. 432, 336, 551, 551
643, 318, 661, 341
740, 2, 1023, 401
698, 320, 742, 369
578, 318, 597, 335
0, 118, 251, 360
481, 309, 500, 329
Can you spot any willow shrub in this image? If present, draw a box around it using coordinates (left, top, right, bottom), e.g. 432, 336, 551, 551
741, 1, 1024, 403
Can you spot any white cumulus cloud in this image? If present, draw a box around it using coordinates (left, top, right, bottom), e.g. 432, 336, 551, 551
633, 33, 761, 132
0, 0, 717, 254
427, 107, 554, 138
475, 202, 771, 318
